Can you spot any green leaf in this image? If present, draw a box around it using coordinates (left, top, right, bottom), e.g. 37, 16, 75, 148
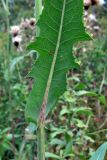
64, 91, 76, 103
84, 136, 94, 143
75, 82, 86, 90
76, 90, 97, 97
72, 107, 93, 116
74, 119, 86, 128
45, 152, 60, 159
64, 140, 73, 156
34, 0, 42, 21
60, 107, 70, 116
10, 51, 35, 74
89, 142, 107, 160
26, 0, 90, 122
50, 138, 65, 146
99, 95, 107, 105
51, 129, 66, 138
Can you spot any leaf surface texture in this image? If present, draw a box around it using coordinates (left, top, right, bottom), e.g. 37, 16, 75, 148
26, 0, 90, 122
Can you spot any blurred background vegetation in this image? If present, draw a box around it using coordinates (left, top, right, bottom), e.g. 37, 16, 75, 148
0, 0, 107, 160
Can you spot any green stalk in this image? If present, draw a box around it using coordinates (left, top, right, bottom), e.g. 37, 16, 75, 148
6, 0, 10, 54
37, 121, 45, 160
34, 0, 42, 21
6, 0, 11, 102
18, 139, 26, 160
2, 0, 10, 66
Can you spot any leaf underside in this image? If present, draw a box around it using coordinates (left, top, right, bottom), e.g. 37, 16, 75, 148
26, 0, 90, 122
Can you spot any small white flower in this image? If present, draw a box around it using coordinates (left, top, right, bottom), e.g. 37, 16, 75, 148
20, 19, 30, 29
83, 48, 87, 52
84, 0, 91, 10
93, 26, 100, 31
84, 11, 88, 17
10, 25, 20, 37
12, 36, 22, 47
84, 0, 91, 6
25, 128, 30, 133
88, 14, 97, 22
99, 0, 105, 5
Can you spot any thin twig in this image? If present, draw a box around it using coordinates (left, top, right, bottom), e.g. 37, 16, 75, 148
89, 128, 107, 135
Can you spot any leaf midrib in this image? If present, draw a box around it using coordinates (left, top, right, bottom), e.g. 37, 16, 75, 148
40, 0, 66, 116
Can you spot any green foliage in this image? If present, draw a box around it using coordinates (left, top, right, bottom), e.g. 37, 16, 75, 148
34, 0, 42, 21
0, 0, 107, 159
45, 152, 60, 159
89, 142, 107, 160
0, 128, 12, 159
26, 0, 90, 122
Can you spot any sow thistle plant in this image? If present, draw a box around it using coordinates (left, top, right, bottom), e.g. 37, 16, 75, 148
10, 18, 36, 51
24, 0, 106, 160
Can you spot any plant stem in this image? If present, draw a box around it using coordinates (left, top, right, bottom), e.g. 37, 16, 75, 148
37, 121, 45, 160
89, 128, 107, 135
34, 0, 42, 21
18, 139, 26, 160
6, 0, 10, 54
2, 0, 10, 67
